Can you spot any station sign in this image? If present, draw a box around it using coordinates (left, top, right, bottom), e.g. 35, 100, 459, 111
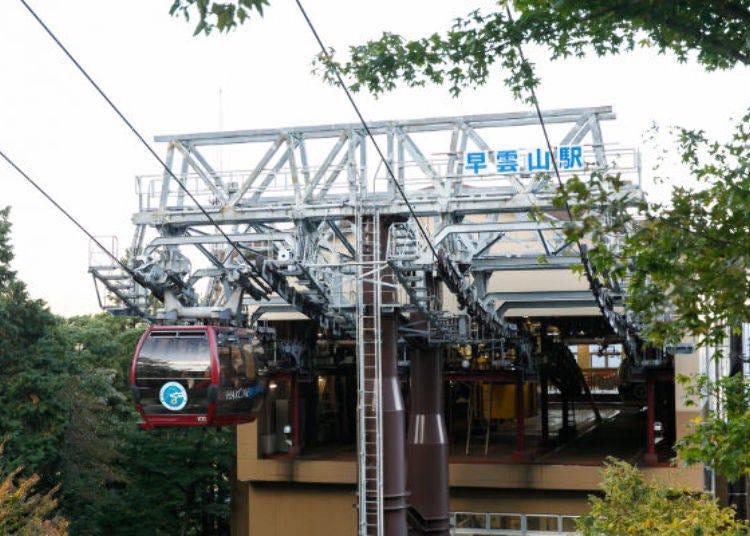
465, 145, 584, 175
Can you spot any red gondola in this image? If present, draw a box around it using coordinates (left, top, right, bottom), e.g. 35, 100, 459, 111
130, 325, 267, 428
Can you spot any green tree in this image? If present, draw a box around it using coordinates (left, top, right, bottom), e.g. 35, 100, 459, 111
578, 458, 748, 535
56, 314, 234, 536
0, 209, 70, 531
676, 374, 750, 481
169, 0, 268, 35
328, 1, 750, 100
0, 466, 68, 536
112, 427, 234, 536
167, 1, 750, 99
0, 207, 70, 483
548, 113, 750, 348
54, 315, 141, 535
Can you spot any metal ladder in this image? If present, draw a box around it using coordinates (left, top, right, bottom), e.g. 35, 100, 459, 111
356, 209, 385, 536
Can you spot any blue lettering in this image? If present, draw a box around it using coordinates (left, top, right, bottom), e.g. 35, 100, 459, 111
558, 145, 583, 170
527, 148, 551, 171
466, 152, 488, 174
496, 150, 518, 173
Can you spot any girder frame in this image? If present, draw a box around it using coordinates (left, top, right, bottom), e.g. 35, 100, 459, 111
91, 106, 642, 347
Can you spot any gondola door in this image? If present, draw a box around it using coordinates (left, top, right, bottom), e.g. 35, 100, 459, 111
213, 328, 267, 426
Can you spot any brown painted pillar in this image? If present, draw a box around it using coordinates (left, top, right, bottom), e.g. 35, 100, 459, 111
380, 312, 408, 535
407, 347, 450, 534
644, 372, 658, 466
359, 214, 408, 536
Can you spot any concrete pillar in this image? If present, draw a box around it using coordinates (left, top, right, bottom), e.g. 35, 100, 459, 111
407, 347, 450, 534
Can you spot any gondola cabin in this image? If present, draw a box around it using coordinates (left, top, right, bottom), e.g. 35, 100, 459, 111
131, 326, 267, 428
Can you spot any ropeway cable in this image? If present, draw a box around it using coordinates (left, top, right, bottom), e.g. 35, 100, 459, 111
294, 0, 520, 339
0, 147, 152, 322
502, 3, 643, 346
294, 0, 439, 261
18, 0, 272, 300
503, 3, 577, 225
502, 4, 734, 247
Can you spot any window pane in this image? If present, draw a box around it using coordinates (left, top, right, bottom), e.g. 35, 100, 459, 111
591, 354, 606, 368
136, 331, 210, 377
490, 514, 521, 529
216, 331, 264, 416
527, 515, 558, 530
562, 516, 579, 531
455, 513, 485, 529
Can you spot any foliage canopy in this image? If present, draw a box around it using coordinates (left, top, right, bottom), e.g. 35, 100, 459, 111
677, 373, 750, 481
0, 466, 68, 536
168, 1, 750, 100
169, 0, 268, 35
550, 113, 750, 348
0, 208, 235, 535
578, 458, 749, 535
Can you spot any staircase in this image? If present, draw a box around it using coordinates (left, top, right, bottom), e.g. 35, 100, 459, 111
387, 222, 430, 311
88, 237, 150, 319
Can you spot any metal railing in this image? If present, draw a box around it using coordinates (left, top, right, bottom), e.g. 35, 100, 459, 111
452, 511, 580, 535
134, 146, 640, 213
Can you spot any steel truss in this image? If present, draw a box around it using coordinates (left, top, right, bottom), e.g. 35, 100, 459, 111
90, 106, 643, 351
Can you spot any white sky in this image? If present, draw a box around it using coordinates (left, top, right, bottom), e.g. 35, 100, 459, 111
2, 0, 748, 317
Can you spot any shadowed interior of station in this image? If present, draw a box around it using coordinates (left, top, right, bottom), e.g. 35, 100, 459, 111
267, 389, 674, 467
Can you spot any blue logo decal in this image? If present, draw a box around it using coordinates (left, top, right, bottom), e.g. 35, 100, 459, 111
159, 381, 188, 411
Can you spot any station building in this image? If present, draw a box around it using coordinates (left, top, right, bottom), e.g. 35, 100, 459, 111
230, 290, 703, 535
89, 107, 713, 535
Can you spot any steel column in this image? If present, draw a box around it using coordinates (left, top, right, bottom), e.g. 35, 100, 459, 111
559, 397, 575, 442
407, 347, 450, 534
379, 215, 408, 536
380, 312, 408, 534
